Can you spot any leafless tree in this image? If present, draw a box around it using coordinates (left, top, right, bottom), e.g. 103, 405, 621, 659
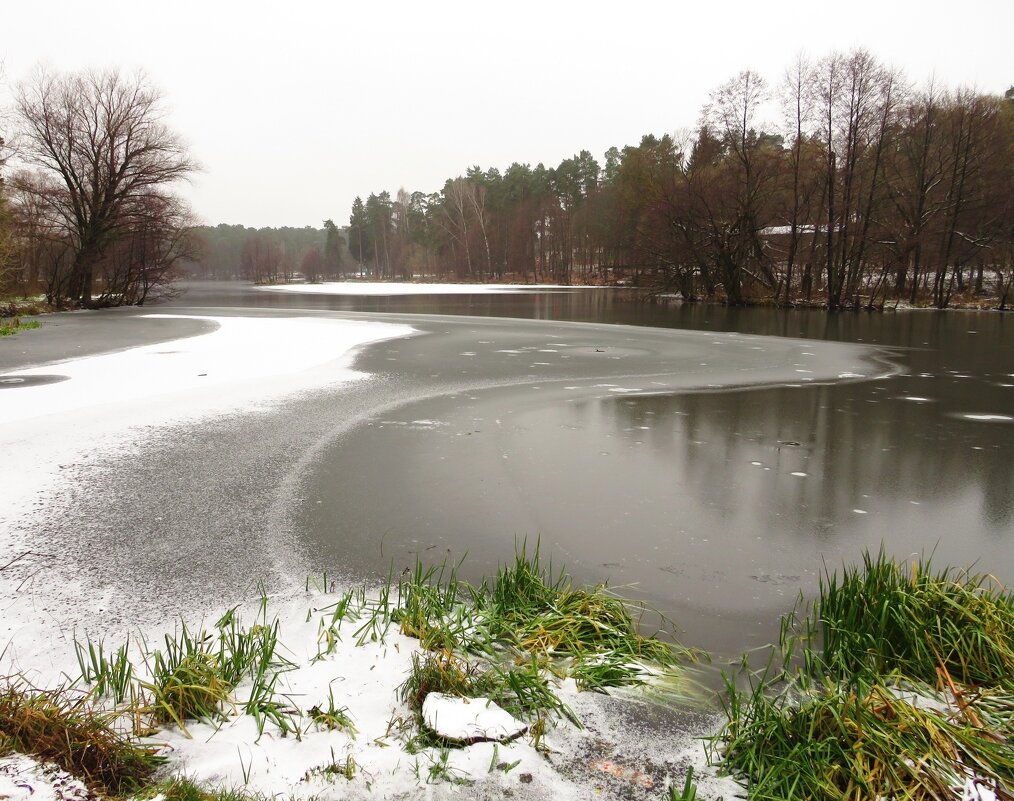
14, 67, 197, 307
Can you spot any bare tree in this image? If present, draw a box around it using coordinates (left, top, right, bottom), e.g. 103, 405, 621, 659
440, 179, 477, 278
7, 169, 76, 301
14, 67, 197, 307
814, 50, 903, 309
98, 192, 198, 305
301, 246, 323, 283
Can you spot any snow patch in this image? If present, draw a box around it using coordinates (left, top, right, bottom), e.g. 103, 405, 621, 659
422, 693, 527, 743
0, 314, 414, 547
0, 755, 89, 801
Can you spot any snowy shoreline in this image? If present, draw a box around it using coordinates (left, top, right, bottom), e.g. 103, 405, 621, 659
1, 312, 414, 688
0, 582, 736, 801
0, 310, 737, 800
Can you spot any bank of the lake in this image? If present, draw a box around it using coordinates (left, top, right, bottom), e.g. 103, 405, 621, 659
1, 282, 1010, 799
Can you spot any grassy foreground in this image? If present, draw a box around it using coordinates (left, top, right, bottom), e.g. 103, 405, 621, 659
4, 548, 1010, 799
1, 545, 701, 799
713, 550, 1014, 800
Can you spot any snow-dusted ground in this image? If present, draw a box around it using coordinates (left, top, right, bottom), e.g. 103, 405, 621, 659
260, 281, 596, 296
0, 313, 414, 532
1, 313, 412, 676
0, 754, 89, 801
0, 588, 740, 801
0, 310, 740, 800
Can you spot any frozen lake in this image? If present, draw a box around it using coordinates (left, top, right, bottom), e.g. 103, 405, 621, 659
1, 282, 1011, 668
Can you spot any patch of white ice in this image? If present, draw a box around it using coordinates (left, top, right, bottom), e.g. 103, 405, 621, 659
0, 314, 414, 540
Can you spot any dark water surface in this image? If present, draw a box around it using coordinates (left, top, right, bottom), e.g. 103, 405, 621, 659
172, 283, 1013, 660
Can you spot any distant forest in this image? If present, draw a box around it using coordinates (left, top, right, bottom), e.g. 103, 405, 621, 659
182, 223, 348, 283
3, 50, 1013, 310
193, 49, 1011, 311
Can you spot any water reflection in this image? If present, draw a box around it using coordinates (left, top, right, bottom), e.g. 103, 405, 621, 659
176, 283, 1013, 655
595, 380, 1012, 545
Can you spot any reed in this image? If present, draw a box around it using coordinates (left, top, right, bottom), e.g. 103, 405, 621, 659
74, 635, 133, 703
816, 548, 1014, 689
715, 550, 1014, 800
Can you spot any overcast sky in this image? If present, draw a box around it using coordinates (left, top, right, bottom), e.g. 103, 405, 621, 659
3, 0, 1011, 229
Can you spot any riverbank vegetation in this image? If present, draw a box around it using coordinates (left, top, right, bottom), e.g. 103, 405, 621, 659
0, 317, 40, 336
1, 547, 706, 799
2, 52, 1010, 311
333, 52, 1012, 310
3, 549, 1009, 799
714, 550, 1013, 799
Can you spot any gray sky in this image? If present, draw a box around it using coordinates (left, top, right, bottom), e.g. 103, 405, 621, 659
3, 0, 1012, 228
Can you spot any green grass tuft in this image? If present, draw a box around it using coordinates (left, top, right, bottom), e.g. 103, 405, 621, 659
668, 765, 698, 801
0, 317, 41, 336
134, 776, 274, 801
74, 635, 133, 703
307, 684, 357, 736
389, 542, 701, 704
816, 548, 1014, 689
714, 549, 1014, 800
474, 543, 698, 668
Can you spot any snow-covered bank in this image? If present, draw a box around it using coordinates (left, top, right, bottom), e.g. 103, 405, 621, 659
259, 281, 598, 296
0, 314, 414, 427
0, 313, 413, 520
0, 313, 413, 675
0, 587, 740, 801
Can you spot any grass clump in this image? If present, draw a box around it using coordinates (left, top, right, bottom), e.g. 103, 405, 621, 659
815, 548, 1014, 690
667, 765, 699, 801
74, 636, 133, 703
472, 544, 691, 668
394, 561, 470, 651
714, 549, 1014, 800
134, 776, 272, 801
303, 753, 358, 782
0, 317, 41, 336
307, 685, 357, 736
138, 624, 234, 733
719, 678, 1013, 800
387, 542, 700, 704
0, 679, 164, 795
350, 543, 703, 751
344, 543, 703, 747
73, 603, 299, 740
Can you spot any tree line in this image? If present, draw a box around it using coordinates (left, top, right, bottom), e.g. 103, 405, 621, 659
343, 51, 1014, 309
181, 222, 347, 284
2, 53, 1011, 311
